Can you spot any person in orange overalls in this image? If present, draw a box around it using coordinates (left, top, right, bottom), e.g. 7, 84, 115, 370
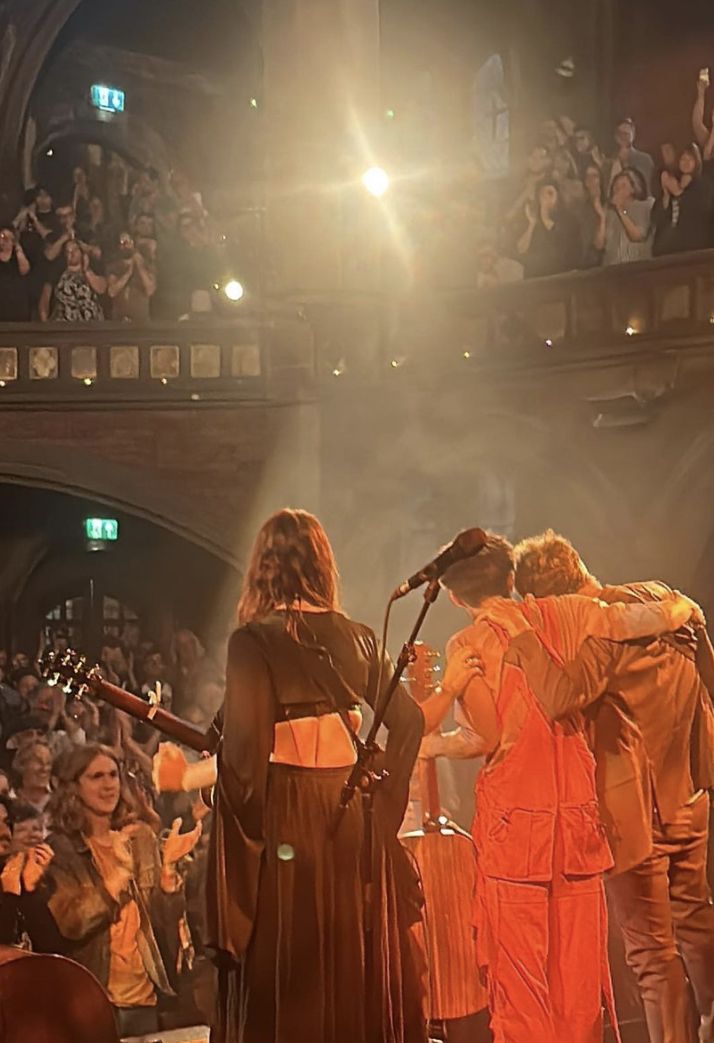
423, 534, 701, 1043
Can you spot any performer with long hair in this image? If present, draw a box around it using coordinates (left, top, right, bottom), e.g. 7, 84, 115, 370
203, 509, 430, 1043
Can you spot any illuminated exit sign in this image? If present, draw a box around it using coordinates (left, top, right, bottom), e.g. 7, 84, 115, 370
84, 517, 119, 541
90, 84, 125, 113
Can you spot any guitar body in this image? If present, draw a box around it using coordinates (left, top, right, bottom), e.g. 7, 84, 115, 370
404, 643, 488, 1022
402, 825, 487, 1020
0, 947, 119, 1042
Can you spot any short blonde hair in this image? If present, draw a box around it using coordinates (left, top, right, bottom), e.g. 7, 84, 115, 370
514, 530, 591, 597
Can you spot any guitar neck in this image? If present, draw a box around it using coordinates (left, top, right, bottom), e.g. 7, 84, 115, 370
90, 678, 213, 753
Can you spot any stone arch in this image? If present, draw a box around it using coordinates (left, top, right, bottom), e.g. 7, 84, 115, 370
30, 113, 175, 186
0, 440, 241, 569
0, 0, 257, 205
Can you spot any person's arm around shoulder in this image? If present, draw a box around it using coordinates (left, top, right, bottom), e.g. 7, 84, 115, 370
570, 589, 702, 643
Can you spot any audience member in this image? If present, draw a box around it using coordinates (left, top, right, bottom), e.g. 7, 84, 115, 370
45, 744, 200, 1037
572, 126, 605, 178
10, 669, 39, 704
653, 143, 714, 255
552, 147, 585, 210
107, 231, 157, 322
503, 144, 553, 228
0, 226, 31, 320
607, 118, 656, 195
516, 180, 579, 278
11, 739, 53, 814
39, 239, 106, 321
595, 169, 654, 266
10, 801, 45, 852
577, 163, 606, 268
475, 237, 523, 288
71, 166, 91, 227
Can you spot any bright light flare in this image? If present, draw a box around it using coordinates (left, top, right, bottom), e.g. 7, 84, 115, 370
362, 167, 390, 197
224, 279, 245, 302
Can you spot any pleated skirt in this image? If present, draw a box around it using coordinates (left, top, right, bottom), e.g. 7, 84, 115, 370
213, 763, 427, 1043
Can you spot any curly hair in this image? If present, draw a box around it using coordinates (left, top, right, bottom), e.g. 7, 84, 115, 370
237, 509, 341, 625
440, 533, 514, 607
514, 529, 592, 598
48, 744, 133, 838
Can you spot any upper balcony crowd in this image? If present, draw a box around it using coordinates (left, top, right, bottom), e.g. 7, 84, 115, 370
466, 69, 714, 289
0, 161, 231, 324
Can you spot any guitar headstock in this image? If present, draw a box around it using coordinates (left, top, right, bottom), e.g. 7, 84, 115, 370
407, 641, 441, 705
38, 648, 102, 699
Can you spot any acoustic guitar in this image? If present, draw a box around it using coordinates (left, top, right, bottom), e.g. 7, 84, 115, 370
39, 649, 215, 754
401, 641, 488, 1023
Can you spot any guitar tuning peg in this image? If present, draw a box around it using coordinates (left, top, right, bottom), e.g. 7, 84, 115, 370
77, 684, 89, 700
63, 682, 74, 695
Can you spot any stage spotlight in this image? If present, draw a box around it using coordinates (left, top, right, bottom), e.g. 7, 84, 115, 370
362, 167, 390, 197
224, 279, 245, 302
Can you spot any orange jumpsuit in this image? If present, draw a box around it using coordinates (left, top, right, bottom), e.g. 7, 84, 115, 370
448, 593, 693, 1043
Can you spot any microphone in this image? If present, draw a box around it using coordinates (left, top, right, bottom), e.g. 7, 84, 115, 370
391, 528, 488, 600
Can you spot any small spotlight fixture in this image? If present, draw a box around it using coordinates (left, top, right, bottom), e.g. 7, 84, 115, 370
362, 166, 390, 197
625, 325, 636, 336
83, 377, 93, 386
160, 377, 168, 385
389, 356, 406, 369
250, 97, 258, 109
545, 338, 553, 348
385, 108, 396, 120
224, 279, 245, 302
0, 380, 6, 388
46, 148, 54, 157
463, 350, 471, 359
331, 357, 347, 378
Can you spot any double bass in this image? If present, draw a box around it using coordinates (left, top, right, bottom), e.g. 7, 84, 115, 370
401, 643, 488, 1027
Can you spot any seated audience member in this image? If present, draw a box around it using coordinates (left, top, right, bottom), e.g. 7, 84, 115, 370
0, 226, 31, 320
595, 169, 654, 266
578, 163, 606, 268
45, 744, 200, 1037
11, 739, 53, 814
0, 797, 61, 950
475, 237, 523, 288
10, 801, 45, 852
572, 126, 605, 178
516, 180, 579, 278
653, 143, 714, 255
39, 239, 106, 321
107, 231, 157, 321
607, 117, 656, 195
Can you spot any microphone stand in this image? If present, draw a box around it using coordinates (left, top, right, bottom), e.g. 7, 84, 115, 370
333, 578, 441, 1023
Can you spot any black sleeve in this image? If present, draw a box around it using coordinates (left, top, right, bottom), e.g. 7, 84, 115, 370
205, 628, 275, 959
19, 890, 69, 954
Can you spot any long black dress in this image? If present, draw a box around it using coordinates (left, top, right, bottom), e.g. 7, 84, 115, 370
206, 610, 427, 1043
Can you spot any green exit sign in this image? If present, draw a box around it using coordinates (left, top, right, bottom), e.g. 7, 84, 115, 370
84, 518, 119, 541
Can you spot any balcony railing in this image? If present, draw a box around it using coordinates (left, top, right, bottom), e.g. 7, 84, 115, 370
0, 318, 274, 405
1, 248, 714, 406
